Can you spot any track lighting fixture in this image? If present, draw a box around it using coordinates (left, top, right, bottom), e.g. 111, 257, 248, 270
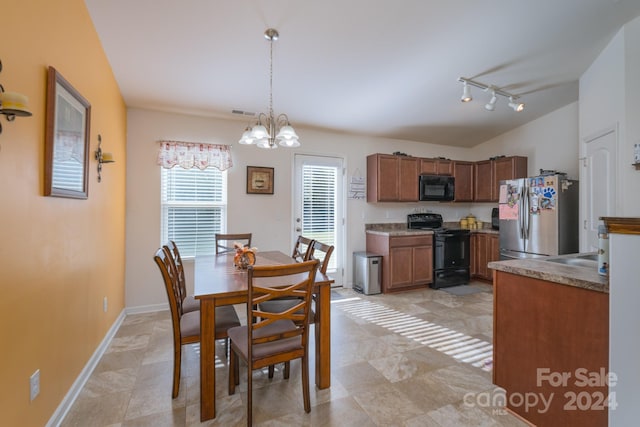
485, 90, 497, 111
508, 96, 525, 112
458, 77, 525, 112
460, 82, 472, 102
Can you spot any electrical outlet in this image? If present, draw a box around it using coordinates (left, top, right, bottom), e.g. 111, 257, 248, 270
103, 296, 108, 313
30, 369, 40, 401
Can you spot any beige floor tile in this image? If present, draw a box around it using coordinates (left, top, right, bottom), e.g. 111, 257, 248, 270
61, 285, 531, 427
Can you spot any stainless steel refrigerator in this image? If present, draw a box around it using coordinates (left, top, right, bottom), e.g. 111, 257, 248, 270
499, 174, 579, 260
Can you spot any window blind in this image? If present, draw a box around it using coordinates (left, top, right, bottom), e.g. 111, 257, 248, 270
161, 166, 226, 257
302, 165, 337, 270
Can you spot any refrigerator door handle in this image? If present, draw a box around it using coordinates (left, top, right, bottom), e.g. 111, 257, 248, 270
518, 185, 525, 239
523, 185, 530, 240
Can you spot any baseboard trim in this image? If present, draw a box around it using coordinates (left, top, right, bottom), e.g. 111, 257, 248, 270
46, 309, 126, 427
125, 302, 168, 315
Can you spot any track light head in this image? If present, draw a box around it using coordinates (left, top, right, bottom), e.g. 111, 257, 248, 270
485, 91, 498, 111
461, 82, 472, 102
508, 97, 525, 112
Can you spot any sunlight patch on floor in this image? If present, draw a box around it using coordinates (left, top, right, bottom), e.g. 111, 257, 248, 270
333, 299, 493, 371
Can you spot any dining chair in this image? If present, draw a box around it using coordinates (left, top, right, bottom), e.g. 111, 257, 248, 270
291, 235, 315, 262
307, 240, 335, 275
227, 259, 320, 426
258, 240, 335, 378
164, 240, 199, 314
215, 233, 252, 255
154, 247, 241, 398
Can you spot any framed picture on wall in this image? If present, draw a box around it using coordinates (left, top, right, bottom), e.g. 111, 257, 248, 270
246, 166, 274, 194
44, 66, 91, 199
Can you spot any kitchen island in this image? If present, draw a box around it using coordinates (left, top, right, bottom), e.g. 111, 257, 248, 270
488, 255, 609, 427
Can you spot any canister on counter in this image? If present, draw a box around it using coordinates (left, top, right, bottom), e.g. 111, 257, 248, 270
598, 224, 609, 276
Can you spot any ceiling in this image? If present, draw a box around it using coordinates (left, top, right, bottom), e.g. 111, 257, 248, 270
85, 0, 640, 148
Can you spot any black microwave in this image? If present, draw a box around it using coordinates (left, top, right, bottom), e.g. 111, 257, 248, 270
419, 175, 455, 201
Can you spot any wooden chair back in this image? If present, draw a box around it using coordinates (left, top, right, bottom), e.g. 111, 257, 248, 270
215, 233, 252, 255
249, 260, 319, 350
308, 240, 335, 274
292, 235, 315, 262
228, 259, 319, 424
165, 241, 187, 307
154, 246, 184, 321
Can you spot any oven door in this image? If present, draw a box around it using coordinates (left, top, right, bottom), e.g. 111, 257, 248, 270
434, 232, 470, 269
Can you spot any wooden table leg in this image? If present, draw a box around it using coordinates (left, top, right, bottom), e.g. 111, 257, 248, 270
315, 283, 331, 389
200, 299, 216, 421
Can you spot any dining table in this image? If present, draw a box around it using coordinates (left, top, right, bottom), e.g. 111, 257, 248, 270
194, 250, 333, 421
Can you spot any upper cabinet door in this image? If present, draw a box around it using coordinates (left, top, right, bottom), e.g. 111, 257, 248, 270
398, 157, 419, 201
453, 161, 473, 202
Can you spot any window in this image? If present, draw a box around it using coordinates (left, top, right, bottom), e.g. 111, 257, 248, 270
301, 163, 338, 271
161, 166, 227, 258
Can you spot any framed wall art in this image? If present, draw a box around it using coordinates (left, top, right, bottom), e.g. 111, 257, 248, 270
246, 166, 274, 194
44, 66, 91, 199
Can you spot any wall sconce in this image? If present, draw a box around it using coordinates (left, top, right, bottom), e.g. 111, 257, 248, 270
95, 134, 115, 182
0, 59, 32, 134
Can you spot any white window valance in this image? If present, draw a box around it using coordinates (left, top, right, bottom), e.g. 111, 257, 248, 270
156, 140, 233, 171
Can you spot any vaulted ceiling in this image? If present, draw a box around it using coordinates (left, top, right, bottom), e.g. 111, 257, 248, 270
85, 0, 640, 147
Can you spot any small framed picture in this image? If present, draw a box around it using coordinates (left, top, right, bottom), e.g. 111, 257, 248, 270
44, 66, 91, 199
246, 166, 274, 194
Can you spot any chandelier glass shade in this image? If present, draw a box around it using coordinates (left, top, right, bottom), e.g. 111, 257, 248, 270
238, 28, 300, 149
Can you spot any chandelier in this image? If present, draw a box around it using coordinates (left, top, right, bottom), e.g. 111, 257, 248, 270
238, 28, 300, 149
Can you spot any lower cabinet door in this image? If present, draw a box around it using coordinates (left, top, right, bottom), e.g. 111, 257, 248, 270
389, 247, 413, 290
413, 245, 433, 284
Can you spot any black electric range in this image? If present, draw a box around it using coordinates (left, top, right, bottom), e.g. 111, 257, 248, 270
407, 213, 471, 289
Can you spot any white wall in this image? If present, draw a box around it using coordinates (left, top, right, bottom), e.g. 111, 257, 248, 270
609, 232, 640, 426
577, 15, 640, 241
579, 26, 625, 225
623, 17, 640, 215
473, 102, 579, 179
126, 108, 478, 307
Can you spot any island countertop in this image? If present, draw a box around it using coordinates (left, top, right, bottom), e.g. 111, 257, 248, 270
488, 253, 608, 293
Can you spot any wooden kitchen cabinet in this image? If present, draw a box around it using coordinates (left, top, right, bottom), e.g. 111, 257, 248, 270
474, 156, 528, 202
452, 161, 473, 202
493, 271, 609, 427
493, 156, 528, 200
420, 158, 452, 175
366, 233, 433, 292
471, 233, 499, 281
367, 154, 419, 202
473, 160, 494, 201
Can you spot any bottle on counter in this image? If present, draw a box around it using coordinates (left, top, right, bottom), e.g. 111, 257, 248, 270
598, 224, 609, 277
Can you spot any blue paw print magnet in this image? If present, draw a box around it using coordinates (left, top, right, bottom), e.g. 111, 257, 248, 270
542, 187, 556, 198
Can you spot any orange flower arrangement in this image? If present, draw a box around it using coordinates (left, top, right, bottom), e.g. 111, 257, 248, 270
233, 242, 257, 269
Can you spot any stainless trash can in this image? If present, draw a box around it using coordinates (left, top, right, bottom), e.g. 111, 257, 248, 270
353, 251, 382, 295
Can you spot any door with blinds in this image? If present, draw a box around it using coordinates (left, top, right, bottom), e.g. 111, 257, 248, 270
293, 154, 344, 286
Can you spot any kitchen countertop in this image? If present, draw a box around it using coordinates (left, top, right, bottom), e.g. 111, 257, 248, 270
488, 253, 608, 293
365, 222, 499, 236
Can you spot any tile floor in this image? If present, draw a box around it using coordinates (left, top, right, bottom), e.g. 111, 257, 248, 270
61, 283, 529, 426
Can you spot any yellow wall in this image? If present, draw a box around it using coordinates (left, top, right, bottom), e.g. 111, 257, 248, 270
0, 1, 126, 425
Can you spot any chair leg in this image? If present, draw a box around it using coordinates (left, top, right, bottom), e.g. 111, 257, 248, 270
247, 362, 253, 427
172, 343, 181, 398
302, 353, 310, 413
283, 361, 290, 379
228, 348, 236, 395
268, 365, 274, 379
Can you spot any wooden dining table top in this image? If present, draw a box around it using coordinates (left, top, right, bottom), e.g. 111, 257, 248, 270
194, 250, 333, 299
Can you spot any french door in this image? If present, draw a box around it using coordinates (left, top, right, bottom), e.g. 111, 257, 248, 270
293, 154, 344, 286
